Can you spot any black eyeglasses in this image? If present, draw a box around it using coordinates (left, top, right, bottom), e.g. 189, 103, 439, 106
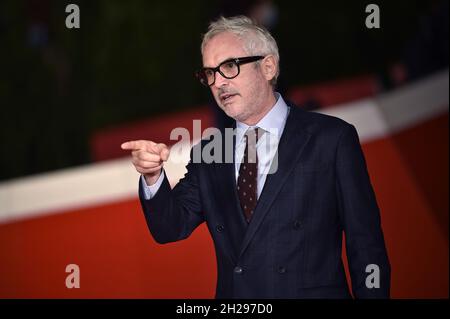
195, 56, 264, 87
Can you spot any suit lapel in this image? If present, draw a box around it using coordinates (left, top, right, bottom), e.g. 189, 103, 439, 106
238, 108, 312, 259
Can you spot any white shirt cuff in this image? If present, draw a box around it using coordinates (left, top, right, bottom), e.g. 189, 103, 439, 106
141, 170, 165, 200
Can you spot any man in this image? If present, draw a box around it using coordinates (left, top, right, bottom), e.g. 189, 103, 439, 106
121, 16, 390, 299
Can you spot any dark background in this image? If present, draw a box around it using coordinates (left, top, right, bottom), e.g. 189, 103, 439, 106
0, 0, 448, 181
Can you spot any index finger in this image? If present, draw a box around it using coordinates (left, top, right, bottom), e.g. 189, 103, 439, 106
121, 140, 152, 151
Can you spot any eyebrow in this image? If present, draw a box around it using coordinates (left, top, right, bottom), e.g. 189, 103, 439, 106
203, 57, 236, 69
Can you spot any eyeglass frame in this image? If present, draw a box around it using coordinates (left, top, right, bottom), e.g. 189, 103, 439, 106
195, 56, 265, 87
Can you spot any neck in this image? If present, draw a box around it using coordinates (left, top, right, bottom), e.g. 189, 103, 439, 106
242, 91, 277, 126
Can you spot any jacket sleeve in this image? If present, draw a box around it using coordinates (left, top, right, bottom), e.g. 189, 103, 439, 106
335, 124, 391, 298
139, 146, 205, 244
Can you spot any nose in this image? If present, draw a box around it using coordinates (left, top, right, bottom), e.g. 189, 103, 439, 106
213, 70, 229, 89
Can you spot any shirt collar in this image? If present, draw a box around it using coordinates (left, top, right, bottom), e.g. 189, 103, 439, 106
235, 92, 289, 146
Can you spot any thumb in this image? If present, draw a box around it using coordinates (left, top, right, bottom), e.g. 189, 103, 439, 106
160, 147, 170, 161
152, 143, 169, 161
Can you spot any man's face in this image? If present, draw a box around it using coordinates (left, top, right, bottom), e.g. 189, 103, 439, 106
202, 32, 272, 124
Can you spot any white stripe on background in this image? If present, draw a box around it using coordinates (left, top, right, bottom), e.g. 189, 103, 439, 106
0, 70, 448, 224
377, 69, 449, 133
319, 98, 390, 143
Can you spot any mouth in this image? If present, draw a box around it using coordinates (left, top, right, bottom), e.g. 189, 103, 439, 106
219, 93, 238, 104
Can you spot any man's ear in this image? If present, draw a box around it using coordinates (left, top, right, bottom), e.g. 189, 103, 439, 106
261, 55, 277, 82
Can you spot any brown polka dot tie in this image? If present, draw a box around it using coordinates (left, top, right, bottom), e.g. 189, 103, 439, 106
237, 127, 263, 223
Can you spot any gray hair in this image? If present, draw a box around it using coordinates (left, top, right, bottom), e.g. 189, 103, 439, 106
201, 15, 280, 87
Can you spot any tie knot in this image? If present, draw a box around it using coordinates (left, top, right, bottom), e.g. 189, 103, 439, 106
245, 127, 264, 144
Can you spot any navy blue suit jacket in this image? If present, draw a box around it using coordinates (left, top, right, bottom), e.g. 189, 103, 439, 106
139, 106, 391, 299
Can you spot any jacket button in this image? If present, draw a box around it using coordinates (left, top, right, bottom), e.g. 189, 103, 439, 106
277, 266, 286, 274
234, 266, 243, 274
293, 220, 301, 229
216, 225, 224, 233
